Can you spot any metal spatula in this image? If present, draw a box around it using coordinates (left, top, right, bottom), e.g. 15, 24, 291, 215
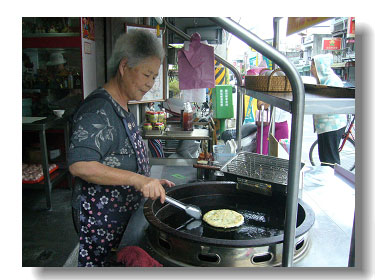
165, 195, 202, 220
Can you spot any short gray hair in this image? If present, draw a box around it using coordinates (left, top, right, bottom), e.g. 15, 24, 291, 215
107, 29, 165, 77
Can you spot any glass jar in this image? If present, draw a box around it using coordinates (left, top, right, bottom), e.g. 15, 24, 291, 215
143, 122, 153, 131
153, 122, 165, 131
157, 111, 165, 123
146, 111, 158, 124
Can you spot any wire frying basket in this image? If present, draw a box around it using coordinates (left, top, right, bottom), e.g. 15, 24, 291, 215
221, 152, 289, 184
221, 152, 294, 196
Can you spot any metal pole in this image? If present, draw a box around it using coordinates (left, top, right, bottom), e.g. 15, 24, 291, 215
260, 104, 264, 154
209, 17, 305, 267
163, 18, 243, 151
348, 216, 355, 267
272, 17, 282, 70
270, 17, 282, 136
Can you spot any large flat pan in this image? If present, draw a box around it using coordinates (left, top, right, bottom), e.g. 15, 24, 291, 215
144, 181, 314, 248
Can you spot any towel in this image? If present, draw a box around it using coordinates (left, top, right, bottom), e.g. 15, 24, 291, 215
116, 246, 163, 267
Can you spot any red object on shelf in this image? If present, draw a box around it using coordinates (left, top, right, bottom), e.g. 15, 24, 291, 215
22, 163, 59, 184
22, 36, 81, 49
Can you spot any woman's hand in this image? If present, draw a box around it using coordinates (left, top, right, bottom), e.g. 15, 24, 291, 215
133, 176, 175, 204
69, 161, 175, 203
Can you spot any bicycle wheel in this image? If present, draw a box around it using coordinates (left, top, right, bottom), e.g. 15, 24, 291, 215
339, 138, 355, 171
309, 140, 320, 167
309, 138, 355, 171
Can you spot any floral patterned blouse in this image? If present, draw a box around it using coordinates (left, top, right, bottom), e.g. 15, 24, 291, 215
68, 88, 138, 173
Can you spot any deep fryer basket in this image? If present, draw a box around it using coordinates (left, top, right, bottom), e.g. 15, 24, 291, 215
220, 151, 300, 196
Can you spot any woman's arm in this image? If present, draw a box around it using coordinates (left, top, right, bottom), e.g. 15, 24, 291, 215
69, 161, 174, 203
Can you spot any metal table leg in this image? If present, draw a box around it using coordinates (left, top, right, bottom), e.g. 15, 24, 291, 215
39, 129, 52, 210
63, 121, 73, 190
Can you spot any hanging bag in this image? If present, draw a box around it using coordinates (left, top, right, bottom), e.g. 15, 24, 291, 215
178, 33, 215, 90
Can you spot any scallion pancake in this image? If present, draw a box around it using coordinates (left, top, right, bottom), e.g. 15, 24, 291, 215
203, 209, 244, 229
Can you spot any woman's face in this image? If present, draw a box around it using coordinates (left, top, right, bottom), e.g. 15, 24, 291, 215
121, 56, 161, 101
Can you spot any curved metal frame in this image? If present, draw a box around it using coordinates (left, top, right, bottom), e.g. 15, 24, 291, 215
209, 18, 305, 267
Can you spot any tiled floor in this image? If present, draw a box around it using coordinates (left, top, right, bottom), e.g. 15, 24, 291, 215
22, 186, 78, 267
295, 166, 355, 267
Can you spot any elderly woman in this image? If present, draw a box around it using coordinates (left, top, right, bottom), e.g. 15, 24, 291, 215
310, 53, 347, 166
68, 29, 175, 267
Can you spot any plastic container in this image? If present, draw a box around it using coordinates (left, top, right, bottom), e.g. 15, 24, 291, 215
213, 144, 236, 165
22, 163, 59, 184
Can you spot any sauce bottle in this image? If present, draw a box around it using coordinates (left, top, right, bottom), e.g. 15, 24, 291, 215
183, 102, 193, 131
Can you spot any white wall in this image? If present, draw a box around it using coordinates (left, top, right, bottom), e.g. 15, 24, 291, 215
82, 37, 97, 98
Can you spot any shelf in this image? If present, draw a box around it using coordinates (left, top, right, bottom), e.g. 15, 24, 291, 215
22, 116, 69, 131
245, 85, 355, 115
23, 32, 80, 38
22, 168, 69, 190
143, 128, 210, 140
23, 35, 81, 49
22, 115, 71, 210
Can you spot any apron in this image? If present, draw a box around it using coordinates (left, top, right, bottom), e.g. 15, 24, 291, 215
78, 109, 150, 267
122, 113, 150, 177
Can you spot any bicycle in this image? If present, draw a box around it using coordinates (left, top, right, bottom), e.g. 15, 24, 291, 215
309, 114, 355, 171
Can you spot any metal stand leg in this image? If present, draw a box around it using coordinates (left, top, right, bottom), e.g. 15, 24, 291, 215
39, 129, 52, 210
260, 105, 264, 154
64, 121, 73, 190
348, 216, 355, 267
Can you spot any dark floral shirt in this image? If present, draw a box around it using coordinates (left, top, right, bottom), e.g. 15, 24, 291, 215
68, 88, 138, 173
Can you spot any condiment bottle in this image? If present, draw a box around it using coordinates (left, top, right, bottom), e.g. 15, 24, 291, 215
183, 102, 193, 131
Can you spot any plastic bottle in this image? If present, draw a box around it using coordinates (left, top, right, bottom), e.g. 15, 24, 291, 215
68, 72, 74, 89
183, 102, 193, 131
73, 71, 81, 89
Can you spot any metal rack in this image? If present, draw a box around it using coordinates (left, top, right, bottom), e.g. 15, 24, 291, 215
22, 116, 72, 210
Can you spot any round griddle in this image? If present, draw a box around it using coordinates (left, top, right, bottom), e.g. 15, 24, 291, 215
144, 181, 314, 248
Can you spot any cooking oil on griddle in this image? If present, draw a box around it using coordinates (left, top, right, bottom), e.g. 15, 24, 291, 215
160, 199, 285, 241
